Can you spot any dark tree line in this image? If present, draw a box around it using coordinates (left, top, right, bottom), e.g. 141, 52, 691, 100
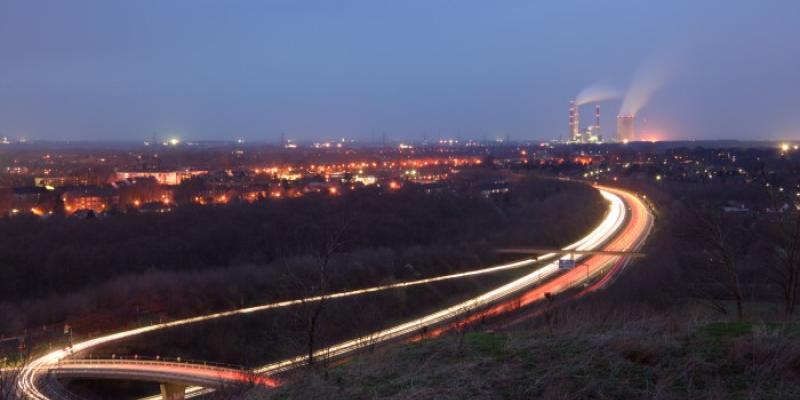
0, 176, 606, 336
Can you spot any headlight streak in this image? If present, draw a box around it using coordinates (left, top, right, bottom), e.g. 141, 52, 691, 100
20, 187, 644, 400
252, 189, 627, 375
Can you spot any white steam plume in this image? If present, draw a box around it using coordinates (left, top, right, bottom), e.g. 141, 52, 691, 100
620, 51, 679, 117
575, 83, 622, 106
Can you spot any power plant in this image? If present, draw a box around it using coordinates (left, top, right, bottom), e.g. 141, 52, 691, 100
567, 101, 602, 143
567, 99, 638, 143
568, 100, 580, 139
616, 115, 635, 142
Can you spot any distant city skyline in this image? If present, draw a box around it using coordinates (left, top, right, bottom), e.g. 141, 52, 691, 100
1, 1, 799, 142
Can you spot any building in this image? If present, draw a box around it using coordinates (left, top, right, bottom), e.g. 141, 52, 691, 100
616, 115, 635, 142
34, 176, 90, 188
569, 103, 603, 143
62, 187, 118, 214
579, 125, 603, 144
568, 100, 580, 141
115, 170, 207, 186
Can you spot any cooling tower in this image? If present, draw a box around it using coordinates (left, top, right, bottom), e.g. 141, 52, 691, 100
616, 115, 635, 142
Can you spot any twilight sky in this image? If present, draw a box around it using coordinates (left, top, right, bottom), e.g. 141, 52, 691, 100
1, 0, 799, 142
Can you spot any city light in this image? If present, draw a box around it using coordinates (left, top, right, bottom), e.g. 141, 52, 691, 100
3, 4, 798, 399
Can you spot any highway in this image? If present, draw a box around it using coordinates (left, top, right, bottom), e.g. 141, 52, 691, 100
18, 185, 652, 400
149, 185, 650, 399
17, 251, 558, 398
17, 247, 565, 399
253, 186, 644, 376
425, 185, 653, 334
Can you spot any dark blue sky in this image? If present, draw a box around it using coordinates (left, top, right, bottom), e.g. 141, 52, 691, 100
1, 1, 799, 142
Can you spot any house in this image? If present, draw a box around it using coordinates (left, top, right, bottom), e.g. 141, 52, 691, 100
62, 187, 118, 214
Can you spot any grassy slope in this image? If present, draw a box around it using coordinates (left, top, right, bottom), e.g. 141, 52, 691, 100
261, 321, 800, 400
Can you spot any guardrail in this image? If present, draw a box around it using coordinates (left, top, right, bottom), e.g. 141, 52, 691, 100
54, 357, 250, 374
43, 357, 266, 399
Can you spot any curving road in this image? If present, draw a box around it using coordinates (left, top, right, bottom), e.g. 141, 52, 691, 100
18, 184, 652, 399
422, 185, 653, 335
253, 186, 645, 376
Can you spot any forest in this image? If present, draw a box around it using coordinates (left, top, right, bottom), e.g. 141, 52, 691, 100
0, 175, 607, 349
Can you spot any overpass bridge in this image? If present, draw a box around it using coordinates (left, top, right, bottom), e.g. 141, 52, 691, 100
40, 358, 276, 400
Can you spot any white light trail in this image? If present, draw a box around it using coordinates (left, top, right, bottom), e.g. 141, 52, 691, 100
254, 189, 626, 374
20, 189, 634, 400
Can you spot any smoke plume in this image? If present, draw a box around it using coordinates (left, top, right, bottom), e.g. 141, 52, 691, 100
619, 52, 678, 116
575, 83, 622, 106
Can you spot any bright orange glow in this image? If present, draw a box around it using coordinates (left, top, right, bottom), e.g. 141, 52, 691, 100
639, 129, 667, 143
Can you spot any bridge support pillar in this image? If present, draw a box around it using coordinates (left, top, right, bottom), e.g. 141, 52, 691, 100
160, 383, 186, 400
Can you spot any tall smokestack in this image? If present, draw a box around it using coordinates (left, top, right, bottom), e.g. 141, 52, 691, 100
568, 100, 575, 139
616, 115, 635, 142
595, 105, 600, 130
568, 100, 579, 140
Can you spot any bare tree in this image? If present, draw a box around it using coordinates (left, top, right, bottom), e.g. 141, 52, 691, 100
688, 206, 748, 321
285, 216, 351, 368
0, 359, 24, 400
766, 189, 800, 316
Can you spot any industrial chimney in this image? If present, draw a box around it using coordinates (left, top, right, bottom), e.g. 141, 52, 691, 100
616, 115, 635, 142
595, 105, 600, 130
568, 100, 580, 141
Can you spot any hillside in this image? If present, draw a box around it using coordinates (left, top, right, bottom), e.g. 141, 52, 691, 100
262, 316, 800, 400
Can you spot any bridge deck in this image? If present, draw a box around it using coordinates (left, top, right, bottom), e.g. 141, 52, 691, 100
48, 359, 277, 388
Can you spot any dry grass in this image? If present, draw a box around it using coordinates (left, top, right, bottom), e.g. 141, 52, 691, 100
258, 310, 800, 400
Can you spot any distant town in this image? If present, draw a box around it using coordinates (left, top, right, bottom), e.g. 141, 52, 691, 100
1, 137, 798, 219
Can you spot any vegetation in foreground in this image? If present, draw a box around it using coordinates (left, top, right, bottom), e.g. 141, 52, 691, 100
257, 173, 800, 400
263, 311, 800, 400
